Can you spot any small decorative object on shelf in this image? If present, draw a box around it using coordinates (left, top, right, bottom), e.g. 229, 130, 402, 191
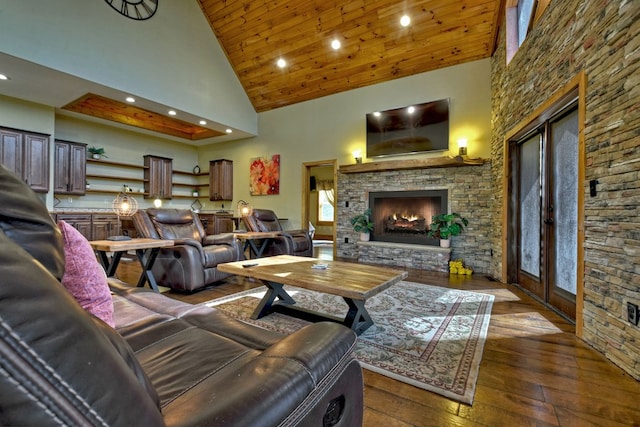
192, 189, 199, 197
87, 146, 107, 159
192, 165, 201, 174
85, 181, 90, 189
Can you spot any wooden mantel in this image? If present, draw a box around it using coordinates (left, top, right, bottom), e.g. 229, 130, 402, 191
338, 156, 488, 174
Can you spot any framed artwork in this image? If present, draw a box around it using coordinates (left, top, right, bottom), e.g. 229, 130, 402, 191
250, 154, 280, 195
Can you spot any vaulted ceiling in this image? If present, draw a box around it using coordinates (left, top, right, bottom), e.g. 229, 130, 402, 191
198, 0, 504, 112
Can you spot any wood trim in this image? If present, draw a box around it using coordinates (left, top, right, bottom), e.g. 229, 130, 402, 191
302, 159, 338, 258
501, 72, 587, 336
339, 156, 487, 174
62, 93, 225, 140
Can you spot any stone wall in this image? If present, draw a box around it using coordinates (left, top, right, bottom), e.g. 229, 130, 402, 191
491, 0, 640, 379
337, 162, 493, 275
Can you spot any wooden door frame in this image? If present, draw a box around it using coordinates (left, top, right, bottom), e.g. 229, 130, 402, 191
502, 72, 586, 336
302, 159, 338, 258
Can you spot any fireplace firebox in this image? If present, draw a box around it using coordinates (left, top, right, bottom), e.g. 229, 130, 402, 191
369, 190, 448, 245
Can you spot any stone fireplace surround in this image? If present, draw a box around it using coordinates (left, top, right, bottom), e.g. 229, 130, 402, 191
337, 160, 493, 274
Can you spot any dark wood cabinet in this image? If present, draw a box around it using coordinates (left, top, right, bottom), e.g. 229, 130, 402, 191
199, 212, 234, 235
54, 213, 121, 240
91, 214, 121, 240
55, 213, 92, 239
144, 155, 172, 199
0, 127, 49, 193
209, 159, 233, 201
54, 140, 87, 195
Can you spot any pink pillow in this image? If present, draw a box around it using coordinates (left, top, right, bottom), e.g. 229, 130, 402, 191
58, 220, 114, 327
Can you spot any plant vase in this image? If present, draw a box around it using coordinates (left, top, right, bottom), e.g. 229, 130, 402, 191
360, 232, 370, 242
439, 239, 451, 248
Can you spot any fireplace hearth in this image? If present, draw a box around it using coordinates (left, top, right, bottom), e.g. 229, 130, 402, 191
369, 189, 448, 245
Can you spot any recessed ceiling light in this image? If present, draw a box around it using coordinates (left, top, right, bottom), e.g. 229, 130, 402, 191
199, 120, 207, 125
0, 74, 9, 80
225, 129, 233, 134
126, 96, 135, 103
276, 58, 287, 68
168, 110, 177, 116
400, 15, 411, 27
373, 111, 381, 117
331, 39, 341, 50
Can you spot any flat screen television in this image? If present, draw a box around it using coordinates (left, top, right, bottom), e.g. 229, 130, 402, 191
366, 98, 450, 158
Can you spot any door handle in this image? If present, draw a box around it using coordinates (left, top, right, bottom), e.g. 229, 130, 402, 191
544, 218, 554, 224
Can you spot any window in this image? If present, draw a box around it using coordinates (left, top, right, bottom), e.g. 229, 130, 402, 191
317, 190, 334, 224
506, 0, 552, 64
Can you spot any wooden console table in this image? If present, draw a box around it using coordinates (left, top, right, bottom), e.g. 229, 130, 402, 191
90, 238, 174, 292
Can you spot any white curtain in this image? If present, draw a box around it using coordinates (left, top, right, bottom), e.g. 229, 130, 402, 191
318, 180, 335, 207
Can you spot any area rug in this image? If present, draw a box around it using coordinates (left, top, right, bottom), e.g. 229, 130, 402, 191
202, 281, 494, 404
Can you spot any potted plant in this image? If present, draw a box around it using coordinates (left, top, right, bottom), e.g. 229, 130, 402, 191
87, 146, 107, 159
427, 213, 469, 248
350, 208, 374, 241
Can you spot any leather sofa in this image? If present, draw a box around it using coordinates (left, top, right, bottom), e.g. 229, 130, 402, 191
242, 209, 313, 257
133, 208, 245, 292
0, 165, 364, 426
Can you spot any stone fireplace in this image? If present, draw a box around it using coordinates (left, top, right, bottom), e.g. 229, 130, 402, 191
369, 189, 447, 245
337, 160, 492, 274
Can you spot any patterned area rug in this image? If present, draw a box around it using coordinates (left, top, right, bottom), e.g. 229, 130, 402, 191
203, 281, 494, 404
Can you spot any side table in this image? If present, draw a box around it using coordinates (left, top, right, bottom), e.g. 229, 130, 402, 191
89, 238, 174, 292
234, 231, 282, 258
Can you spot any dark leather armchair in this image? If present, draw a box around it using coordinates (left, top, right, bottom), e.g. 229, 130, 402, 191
133, 209, 244, 292
242, 209, 313, 257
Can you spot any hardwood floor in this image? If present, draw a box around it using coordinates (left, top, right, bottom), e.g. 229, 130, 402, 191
114, 250, 640, 426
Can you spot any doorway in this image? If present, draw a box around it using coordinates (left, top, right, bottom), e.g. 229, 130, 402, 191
302, 160, 338, 259
504, 76, 585, 325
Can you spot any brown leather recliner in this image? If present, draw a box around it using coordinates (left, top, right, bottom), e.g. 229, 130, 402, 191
242, 209, 313, 257
0, 165, 364, 427
133, 209, 244, 292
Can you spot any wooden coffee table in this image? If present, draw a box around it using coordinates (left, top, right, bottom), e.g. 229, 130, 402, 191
217, 255, 408, 334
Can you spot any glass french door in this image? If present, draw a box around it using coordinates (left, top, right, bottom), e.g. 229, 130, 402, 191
514, 106, 578, 320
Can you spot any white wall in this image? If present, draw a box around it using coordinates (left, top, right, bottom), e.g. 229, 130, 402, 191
0, 0, 256, 135
198, 59, 492, 229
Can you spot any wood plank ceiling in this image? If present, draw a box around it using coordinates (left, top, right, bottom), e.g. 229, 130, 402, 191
199, 0, 504, 112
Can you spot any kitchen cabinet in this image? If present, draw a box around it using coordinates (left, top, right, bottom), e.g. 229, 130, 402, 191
198, 212, 234, 235
54, 213, 122, 240
0, 127, 49, 193
209, 159, 233, 201
54, 140, 87, 195
91, 214, 121, 240
54, 214, 93, 239
144, 155, 172, 199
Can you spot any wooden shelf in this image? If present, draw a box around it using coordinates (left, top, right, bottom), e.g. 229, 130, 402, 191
86, 174, 145, 183
173, 182, 210, 189
173, 169, 208, 177
172, 195, 204, 200
338, 156, 488, 174
85, 189, 146, 196
87, 158, 145, 170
